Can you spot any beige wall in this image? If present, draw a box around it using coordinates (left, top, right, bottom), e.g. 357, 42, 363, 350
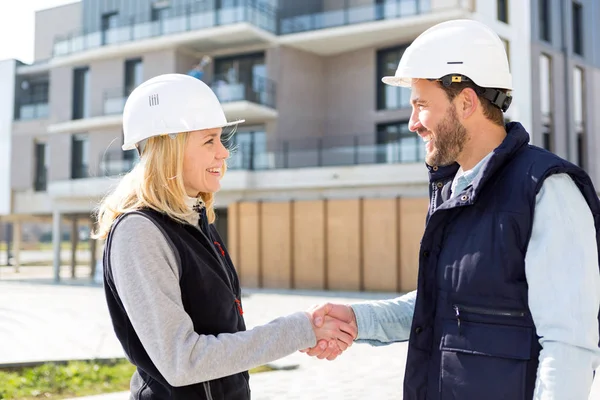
49, 66, 74, 124
274, 47, 326, 141
229, 197, 429, 292
261, 202, 292, 288
34, 2, 82, 62
293, 200, 326, 290
90, 58, 124, 118
10, 135, 35, 191
47, 134, 72, 181
143, 49, 178, 80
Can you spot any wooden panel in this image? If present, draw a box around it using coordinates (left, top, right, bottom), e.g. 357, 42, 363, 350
326, 199, 361, 291
261, 202, 292, 289
293, 200, 325, 290
362, 198, 398, 292
238, 202, 260, 288
399, 197, 430, 292
226, 203, 239, 269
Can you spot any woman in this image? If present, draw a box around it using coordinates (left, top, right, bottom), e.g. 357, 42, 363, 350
93, 73, 356, 399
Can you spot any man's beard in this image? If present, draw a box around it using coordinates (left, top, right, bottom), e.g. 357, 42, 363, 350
422, 105, 468, 167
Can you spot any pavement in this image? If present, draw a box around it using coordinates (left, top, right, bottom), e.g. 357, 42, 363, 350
0, 273, 598, 400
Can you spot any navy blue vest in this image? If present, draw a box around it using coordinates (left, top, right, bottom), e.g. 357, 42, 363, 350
403, 122, 600, 400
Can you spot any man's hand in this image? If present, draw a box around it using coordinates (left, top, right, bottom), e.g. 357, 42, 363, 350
301, 303, 357, 361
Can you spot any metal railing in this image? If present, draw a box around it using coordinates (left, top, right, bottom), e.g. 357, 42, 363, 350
280, 0, 433, 34
210, 74, 276, 108
53, 0, 278, 57
98, 150, 139, 177
103, 88, 130, 116
227, 132, 425, 170
17, 102, 49, 120
91, 132, 424, 177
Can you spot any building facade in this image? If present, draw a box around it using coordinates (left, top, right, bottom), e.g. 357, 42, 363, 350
2, 0, 598, 291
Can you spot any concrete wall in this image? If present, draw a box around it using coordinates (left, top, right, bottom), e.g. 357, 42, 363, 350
34, 2, 82, 62
0, 60, 16, 215
10, 135, 35, 192
47, 134, 72, 182
274, 46, 325, 142
49, 66, 74, 124
227, 197, 429, 292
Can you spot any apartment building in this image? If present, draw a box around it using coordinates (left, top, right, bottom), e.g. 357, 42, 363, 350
2, 0, 597, 291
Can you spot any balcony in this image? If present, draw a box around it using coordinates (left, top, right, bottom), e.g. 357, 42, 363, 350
17, 102, 49, 120
228, 131, 425, 170
51, 1, 278, 67
278, 0, 474, 55
46, 132, 427, 201
210, 74, 277, 122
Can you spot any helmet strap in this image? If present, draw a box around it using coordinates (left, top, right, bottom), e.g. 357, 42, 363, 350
436, 74, 512, 112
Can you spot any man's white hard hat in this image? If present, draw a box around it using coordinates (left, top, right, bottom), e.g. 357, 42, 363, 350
382, 19, 512, 91
122, 73, 244, 151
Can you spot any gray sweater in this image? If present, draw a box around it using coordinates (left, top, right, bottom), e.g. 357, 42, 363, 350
109, 214, 316, 387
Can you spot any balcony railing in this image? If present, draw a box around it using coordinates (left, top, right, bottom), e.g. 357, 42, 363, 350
53, 0, 277, 57
210, 74, 276, 108
90, 133, 423, 178
98, 150, 139, 177
280, 0, 432, 34
227, 132, 425, 170
18, 102, 49, 120
103, 88, 129, 116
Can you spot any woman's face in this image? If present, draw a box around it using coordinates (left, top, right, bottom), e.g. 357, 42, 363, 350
182, 128, 229, 197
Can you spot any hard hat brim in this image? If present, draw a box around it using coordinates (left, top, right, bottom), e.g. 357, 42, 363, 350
121, 119, 245, 151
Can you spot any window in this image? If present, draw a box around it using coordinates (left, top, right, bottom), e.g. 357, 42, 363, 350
18, 79, 49, 120
124, 59, 143, 95
227, 127, 267, 170
214, 53, 266, 104
34, 142, 49, 191
72, 67, 90, 120
71, 134, 90, 179
101, 12, 119, 45
539, 54, 553, 151
539, 0, 551, 42
497, 0, 508, 23
572, 2, 583, 55
501, 38, 510, 66
377, 46, 411, 110
574, 66, 585, 168
376, 121, 424, 164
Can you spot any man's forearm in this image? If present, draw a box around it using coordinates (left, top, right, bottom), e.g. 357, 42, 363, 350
351, 290, 416, 346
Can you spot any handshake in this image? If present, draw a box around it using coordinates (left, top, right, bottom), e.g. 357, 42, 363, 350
301, 303, 357, 361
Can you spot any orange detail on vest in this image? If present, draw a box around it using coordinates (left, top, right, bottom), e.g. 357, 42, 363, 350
235, 298, 244, 315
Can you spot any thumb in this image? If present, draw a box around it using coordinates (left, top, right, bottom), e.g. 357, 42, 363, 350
312, 303, 331, 327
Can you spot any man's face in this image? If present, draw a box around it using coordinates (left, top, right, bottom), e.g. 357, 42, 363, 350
408, 79, 468, 167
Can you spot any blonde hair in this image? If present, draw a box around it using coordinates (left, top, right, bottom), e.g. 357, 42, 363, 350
93, 132, 218, 240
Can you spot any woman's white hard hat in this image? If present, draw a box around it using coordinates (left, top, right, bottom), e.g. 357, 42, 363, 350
122, 73, 244, 151
382, 19, 513, 91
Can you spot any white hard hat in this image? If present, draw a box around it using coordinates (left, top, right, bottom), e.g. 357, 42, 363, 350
122, 73, 244, 151
382, 19, 512, 92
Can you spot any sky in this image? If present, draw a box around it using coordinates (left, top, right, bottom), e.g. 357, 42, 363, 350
0, 0, 79, 64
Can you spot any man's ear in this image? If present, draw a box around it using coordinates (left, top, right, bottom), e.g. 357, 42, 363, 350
458, 87, 479, 119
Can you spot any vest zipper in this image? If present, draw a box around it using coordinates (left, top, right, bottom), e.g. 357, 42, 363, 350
453, 304, 526, 335
196, 225, 243, 315
203, 382, 214, 400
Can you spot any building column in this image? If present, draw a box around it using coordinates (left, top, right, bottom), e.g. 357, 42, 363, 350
13, 220, 22, 273
52, 209, 62, 283
70, 217, 78, 278
89, 219, 97, 279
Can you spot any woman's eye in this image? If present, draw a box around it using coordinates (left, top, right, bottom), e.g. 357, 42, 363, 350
205, 139, 214, 145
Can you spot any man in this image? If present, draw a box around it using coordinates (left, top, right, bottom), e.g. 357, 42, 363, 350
187, 55, 212, 81
303, 19, 600, 400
